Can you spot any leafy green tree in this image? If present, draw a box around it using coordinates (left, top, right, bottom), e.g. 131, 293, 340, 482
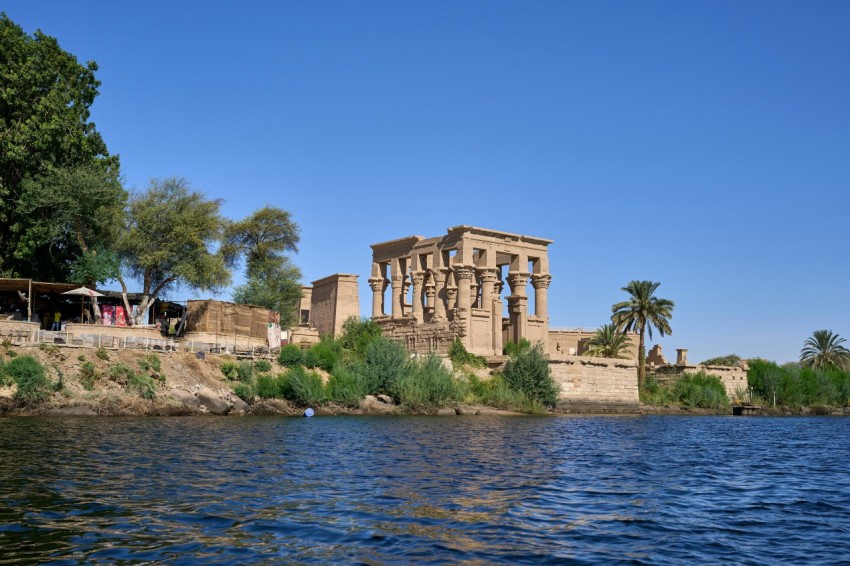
800, 330, 850, 370
338, 316, 383, 361
231, 257, 302, 328
611, 280, 674, 387
0, 14, 119, 279
586, 324, 634, 359
503, 343, 559, 407
224, 206, 302, 325
116, 177, 230, 325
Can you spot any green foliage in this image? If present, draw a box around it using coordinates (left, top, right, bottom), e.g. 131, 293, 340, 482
220, 360, 238, 379
0, 358, 10, 387
95, 347, 109, 361
586, 324, 634, 359
800, 330, 850, 370
611, 280, 674, 387
304, 339, 340, 372
672, 373, 729, 409
137, 353, 161, 373
504, 339, 532, 357
327, 364, 368, 407
107, 363, 136, 386
394, 354, 460, 410
235, 361, 255, 382
448, 337, 486, 368
255, 359, 272, 373
282, 366, 327, 406
360, 337, 409, 395
748, 359, 850, 408
117, 177, 231, 324
5, 356, 51, 405
467, 373, 547, 414
38, 343, 59, 355
79, 361, 97, 390
256, 373, 284, 399
700, 354, 742, 367
127, 372, 156, 400
0, 14, 119, 280
278, 344, 304, 367
233, 382, 255, 402
232, 257, 303, 328
503, 344, 558, 407
338, 316, 383, 360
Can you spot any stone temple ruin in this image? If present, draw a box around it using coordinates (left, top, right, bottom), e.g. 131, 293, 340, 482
369, 226, 553, 357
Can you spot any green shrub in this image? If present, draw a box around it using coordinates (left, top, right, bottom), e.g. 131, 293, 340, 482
79, 361, 97, 390
128, 372, 157, 400
476, 374, 546, 414
0, 358, 10, 387
327, 364, 367, 407
220, 360, 238, 379
77, 354, 87, 362
394, 354, 459, 411
700, 354, 742, 367
233, 382, 255, 402
6, 356, 51, 405
361, 337, 409, 395
255, 359, 272, 373
278, 344, 304, 367
138, 353, 161, 373
504, 338, 532, 357
304, 340, 339, 372
256, 373, 284, 398
38, 343, 59, 355
284, 366, 327, 406
236, 361, 255, 382
748, 359, 850, 407
339, 316, 383, 360
95, 347, 109, 361
108, 363, 136, 386
503, 344, 558, 407
673, 372, 729, 409
448, 338, 486, 369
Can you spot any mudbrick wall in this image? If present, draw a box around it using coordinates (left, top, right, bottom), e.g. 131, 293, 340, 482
549, 356, 640, 412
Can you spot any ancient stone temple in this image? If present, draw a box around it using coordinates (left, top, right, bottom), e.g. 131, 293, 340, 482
369, 226, 552, 357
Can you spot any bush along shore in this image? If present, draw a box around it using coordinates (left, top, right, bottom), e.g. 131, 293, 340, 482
4, 321, 850, 417
0, 320, 560, 417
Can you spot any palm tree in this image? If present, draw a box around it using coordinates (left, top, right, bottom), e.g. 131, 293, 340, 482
800, 330, 850, 370
586, 324, 634, 359
611, 280, 674, 387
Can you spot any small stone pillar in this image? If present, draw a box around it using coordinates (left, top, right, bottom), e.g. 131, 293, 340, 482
531, 274, 551, 319
411, 271, 425, 323
479, 269, 498, 313
431, 270, 447, 320
368, 277, 385, 318
454, 266, 475, 346
676, 348, 689, 366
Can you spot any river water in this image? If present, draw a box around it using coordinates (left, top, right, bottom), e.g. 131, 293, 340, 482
1, 415, 848, 564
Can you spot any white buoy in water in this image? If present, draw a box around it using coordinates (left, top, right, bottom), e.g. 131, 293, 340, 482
303, 408, 315, 417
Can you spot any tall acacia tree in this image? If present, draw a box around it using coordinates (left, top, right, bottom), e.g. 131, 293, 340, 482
586, 324, 634, 359
0, 14, 119, 279
223, 206, 302, 326
800, 330, 850, 370
611, 280, 674, 387
116, 178, 230, 325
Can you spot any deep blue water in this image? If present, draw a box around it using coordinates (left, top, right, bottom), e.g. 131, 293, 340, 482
1, 415, 849, 564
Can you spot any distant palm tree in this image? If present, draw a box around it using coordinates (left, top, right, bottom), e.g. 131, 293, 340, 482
800, 330, 850, 370
586, 324, 634, 359
611, 280, 674, 387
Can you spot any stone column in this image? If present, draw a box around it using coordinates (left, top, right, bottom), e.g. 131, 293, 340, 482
454, 266, 475, 347
506, 272, 529, 344
368, 277, 385, 318
530, 274, 551, 319
479, 269, 498, 313
390, 259, 403, 318
411, 271, 425, 323
431, 270, 447, 320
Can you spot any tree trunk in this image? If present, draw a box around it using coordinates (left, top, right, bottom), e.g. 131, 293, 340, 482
90, 295, 103, 323
638, 326, 646, 389
116, 274, 135, 326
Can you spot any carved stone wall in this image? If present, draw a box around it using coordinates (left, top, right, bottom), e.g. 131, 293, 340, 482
550, 356, 640, 411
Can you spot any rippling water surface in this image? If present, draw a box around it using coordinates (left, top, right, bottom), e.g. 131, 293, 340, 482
1, 415, 849, 564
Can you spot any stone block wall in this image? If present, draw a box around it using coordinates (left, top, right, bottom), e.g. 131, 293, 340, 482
549, 356, 640, 411
655, 364, 749, 401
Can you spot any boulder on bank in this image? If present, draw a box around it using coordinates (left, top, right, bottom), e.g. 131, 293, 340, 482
45, 406, 98, 417
230, 396, 249, 415
170, 389, 201, 408
196, 387, 230, 415
361, 395, 397, 414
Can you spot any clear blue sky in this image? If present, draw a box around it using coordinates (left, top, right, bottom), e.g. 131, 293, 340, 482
6, 1, 849, 363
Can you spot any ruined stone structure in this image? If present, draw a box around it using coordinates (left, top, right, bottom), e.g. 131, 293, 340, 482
291, 274, 360, 345
370, 226, 552, 357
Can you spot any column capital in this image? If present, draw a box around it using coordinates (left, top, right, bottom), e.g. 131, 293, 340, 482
454, 266, 476, 281
478, 268, 499, 283
531, 274, 552, 289
411, 271, 426, 285
507, 272, 529, 292
368, 277, 386, 292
